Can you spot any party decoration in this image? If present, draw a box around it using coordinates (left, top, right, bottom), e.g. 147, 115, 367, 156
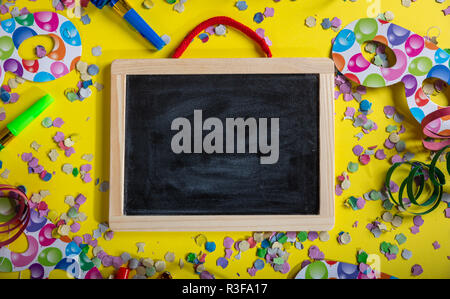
295, 260, 397, 279
0, 209, 101, 279
332, 18, 450, 148
0, 12, 82, 84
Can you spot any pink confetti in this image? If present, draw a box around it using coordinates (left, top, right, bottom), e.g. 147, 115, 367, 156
432, 241, 440, 250
205, 26, 215, 35
223, 237, 234, 249
217, 257, 229, 269
21, 152, 33, 162
75, 194, 87, 205
410, 226, 420, 234
308, 245, 325, 260
65, 147, 76, 157
70, 222, 81, 233
255, 28, 265, 38
335, 184, 343, 196
52, 117, 64, 128
307, 231, 318, 241
383, 106, 395, 118
344, 107, 356, 117
334, 90, 341, 100
263, 36, 272, 47
356, 197, 366, 209
54, 132, 65, 142
343, 93, 354, 102
356, 85, 366, 94
101, 255, 113, 267
359, 154, 370, 165
375, 149, 386, 160
352, 145, 364, 156
225, 249, 233, 259
391, 154, 403, 164
82, 172, 92, 183
0, 5, 8, 14
389, 181, 399, 193
247, 267, 257, 276
413, 215, 424, 227
9, 93, 19, 103
330, 17, 341, 28
28, 157, 39, 168
264, 7, 274, 17
280, 262, 290, 274
0, 112, 5, 121
199, 271, 214, 279
445, 208, 450, 218
105, 230, 114, 240
80, 164, 92, 172
411, 264, 423, 276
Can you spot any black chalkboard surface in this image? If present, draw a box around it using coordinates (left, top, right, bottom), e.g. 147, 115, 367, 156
124, 73, 319, 216
109, 58, 334, 231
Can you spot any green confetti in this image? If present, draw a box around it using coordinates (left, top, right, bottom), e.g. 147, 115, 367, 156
41, 117, 53, 128
297, 231, 307, 242
357, 250, 368, 264
369, 190, 381, 201
277, 235, 288, 244
386, 125, 398, 132
347, 161, 359, 173
186, 253, 196, 263
395, 233, 407, 245
256, 248, 267, 258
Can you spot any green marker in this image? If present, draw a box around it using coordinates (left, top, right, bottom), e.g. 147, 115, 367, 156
0, 94, 54, 151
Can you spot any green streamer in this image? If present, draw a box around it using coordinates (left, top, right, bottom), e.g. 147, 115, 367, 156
385, 145, 449, 215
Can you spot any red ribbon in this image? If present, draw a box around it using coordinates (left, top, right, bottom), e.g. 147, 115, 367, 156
421, 107, 450, 151
0, 185, 30, 248
172, 16, 272, 58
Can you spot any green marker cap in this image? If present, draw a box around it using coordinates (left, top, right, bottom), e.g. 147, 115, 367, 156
7, 94, 54, 136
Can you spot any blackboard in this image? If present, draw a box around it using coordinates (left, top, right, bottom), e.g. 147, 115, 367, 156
109, 58, 335, 231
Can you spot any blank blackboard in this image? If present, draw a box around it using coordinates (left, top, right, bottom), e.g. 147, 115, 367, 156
109, 58, 335, 231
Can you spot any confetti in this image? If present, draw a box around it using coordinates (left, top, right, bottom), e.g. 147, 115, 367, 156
142, 0, 154, 9
173, 2, 184, 13
217, 257, 228, 269
264, 7, 274, 18
337, 232, 351, 245
347, 161, 359, 173
321, 18, 331, 29
305, 16, 316, 27
214, 25, 227, 36
235, 1, 248, 11
91, 46, 102, 57
253, 12, 264, 24
205, 241, 216, 252
432, 241, 440, 250
136, 242, 146, 253
165, 252, 175, 262
411, 264, 423, 276
395, 233, 407, 245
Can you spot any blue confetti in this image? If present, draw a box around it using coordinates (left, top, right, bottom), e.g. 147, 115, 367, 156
235, 1, 248, 11
205, 241, 216, 252
253, 12, 264, 24
321, 18, 332, 29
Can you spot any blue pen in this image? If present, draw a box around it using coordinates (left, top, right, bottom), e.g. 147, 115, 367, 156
91, 0, 166, 50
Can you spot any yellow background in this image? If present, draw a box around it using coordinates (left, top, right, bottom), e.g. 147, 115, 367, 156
0, 0, 449, 279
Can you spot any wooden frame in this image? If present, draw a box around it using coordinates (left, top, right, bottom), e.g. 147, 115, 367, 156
109, 58, 335, 231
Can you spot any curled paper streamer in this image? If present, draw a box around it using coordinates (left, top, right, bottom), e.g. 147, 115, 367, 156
0, 12, 82, 84
385, 145, 449, 215
332, 18, 450, 150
